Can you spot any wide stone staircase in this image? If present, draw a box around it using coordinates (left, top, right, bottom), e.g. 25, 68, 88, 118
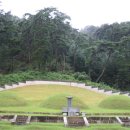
67, 117, 85, 127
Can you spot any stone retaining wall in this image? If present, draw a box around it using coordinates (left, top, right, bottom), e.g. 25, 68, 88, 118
0, 81, 130, 97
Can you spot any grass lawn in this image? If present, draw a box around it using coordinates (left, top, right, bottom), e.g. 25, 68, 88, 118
0, 85, 130, 114
0, 121, 130, 130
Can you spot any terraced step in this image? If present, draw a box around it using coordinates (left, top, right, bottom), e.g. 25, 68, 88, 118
67, 117, 85, 127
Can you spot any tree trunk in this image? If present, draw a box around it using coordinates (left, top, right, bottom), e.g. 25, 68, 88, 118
96, 66, 106, 83
96, 52, 112, 83
11, 57, 14, 72
73, 47, 77, 71
63, 53, 66, 72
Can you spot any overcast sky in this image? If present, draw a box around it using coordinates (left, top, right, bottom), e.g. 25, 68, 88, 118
1, 0, 130, 29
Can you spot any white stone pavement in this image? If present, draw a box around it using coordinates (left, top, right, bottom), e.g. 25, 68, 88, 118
0, 81, 129, 97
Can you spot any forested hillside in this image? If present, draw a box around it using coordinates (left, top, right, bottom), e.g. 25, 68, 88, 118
0, 7, 130, 90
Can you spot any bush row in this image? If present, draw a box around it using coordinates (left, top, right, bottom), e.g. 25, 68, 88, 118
0, 71, 77, 86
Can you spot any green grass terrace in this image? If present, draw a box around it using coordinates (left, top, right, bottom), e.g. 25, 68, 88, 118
0, 84, 130, 116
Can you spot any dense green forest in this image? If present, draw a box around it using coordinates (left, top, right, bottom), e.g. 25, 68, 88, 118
0, 7, 130, 90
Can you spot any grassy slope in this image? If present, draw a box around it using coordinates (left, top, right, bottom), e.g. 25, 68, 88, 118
0, 122, 129, 130
0, 84, 130, 114
0, 84, 106, 113
0, 92, 27, 107
99, 96, 130, 110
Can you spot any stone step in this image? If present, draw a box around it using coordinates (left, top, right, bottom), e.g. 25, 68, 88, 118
67, 117, 85, 127
15, 115, 28, 125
